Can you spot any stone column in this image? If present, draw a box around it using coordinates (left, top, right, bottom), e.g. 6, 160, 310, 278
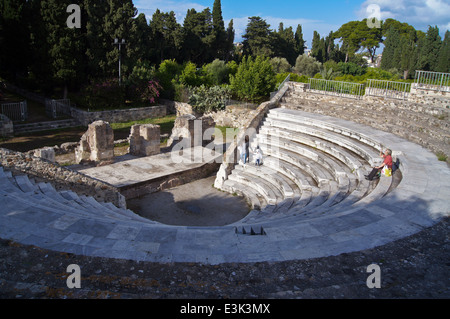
75, 120, 114, 165
128, 124, 161, 157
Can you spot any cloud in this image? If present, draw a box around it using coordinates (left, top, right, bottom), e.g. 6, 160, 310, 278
358, 0, 450, 32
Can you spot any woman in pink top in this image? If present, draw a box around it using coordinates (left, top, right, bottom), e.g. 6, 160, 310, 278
366, 149, 393, 181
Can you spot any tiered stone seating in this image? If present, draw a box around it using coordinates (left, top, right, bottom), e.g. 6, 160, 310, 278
223, 108, 386, 223
0, 106, 448, 265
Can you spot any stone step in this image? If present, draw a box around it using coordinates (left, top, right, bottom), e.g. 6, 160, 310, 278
268, 108, 384, 150
228, 169, 283, 206
257, 141, 335, 186
222, 179, 266, 210
234, 164, 299, 199
262, 117, 379, 165
13, 119, 81, 134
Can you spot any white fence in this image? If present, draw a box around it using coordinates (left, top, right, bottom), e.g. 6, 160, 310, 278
414, 70, 450, 92
308, 78, 365, 100
0, 101, 27, 121
45, 99, 72, 119
366, 79, 411, 100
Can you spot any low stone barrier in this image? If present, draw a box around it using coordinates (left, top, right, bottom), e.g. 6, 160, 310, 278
0, 148, 126, 208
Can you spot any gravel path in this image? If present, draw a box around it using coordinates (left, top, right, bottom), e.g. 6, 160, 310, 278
0, 217, 448, 300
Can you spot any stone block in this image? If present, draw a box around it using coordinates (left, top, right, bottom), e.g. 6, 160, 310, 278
34, 147, 55, 163
75, 120, 114, 165
167, 115, 216, 148
128, 124, 160, 157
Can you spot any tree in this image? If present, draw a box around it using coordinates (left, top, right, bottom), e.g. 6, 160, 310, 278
294, 54, 321, 77
181, 8, 214, 64
273, 23, 297, 65
311, 31, 326, 63
334, 21, 362, 62
150, 10, 182, 65
229, 55, 276, 102
242, 17, 274, 57
381, 26, 400, 70
225, 19, 235, 61
212, 0, 227, 60
418, 26, 442, 71
294, 24, 306, 56
359, 19, 383, 63
0, 0, 31, 81
437, 30, 450, 73
40, 0, 86, 97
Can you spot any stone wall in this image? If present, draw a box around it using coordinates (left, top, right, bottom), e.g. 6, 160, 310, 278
0, 148, 126, 208
0, 114, 13, 137
70, 105, 167, 126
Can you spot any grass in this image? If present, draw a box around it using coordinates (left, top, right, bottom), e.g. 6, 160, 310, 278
110, 115, 177, 136
436, 151, 448, 162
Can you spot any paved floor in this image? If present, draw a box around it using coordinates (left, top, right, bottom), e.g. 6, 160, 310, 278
127, 176, 251, 226
73, 146, 222, 188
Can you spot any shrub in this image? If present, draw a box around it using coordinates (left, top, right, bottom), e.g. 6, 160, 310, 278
188, 85, 232, 113
294, 54, 321, 77
229, 55, 276, 103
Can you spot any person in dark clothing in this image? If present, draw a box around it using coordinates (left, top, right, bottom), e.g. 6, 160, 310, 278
366, 149, 393, 181
244, 135, 250, 164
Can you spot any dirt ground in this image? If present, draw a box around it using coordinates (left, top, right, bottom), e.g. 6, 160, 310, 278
0, 217, 448, 301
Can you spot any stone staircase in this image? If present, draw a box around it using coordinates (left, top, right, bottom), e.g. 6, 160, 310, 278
222, 108, 388, 224
13, 119, 81, 135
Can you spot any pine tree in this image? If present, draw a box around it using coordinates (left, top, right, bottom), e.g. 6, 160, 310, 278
181, 8, 214, 64
242, 17, 274, 57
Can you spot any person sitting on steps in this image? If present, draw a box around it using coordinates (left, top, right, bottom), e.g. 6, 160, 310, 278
366, 149, 393, 181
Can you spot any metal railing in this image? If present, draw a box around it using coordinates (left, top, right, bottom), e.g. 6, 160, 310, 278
45, 99, 72, 119
308, 78, 365, 99
414, 70, 450, 92
366, 79, 412, 100
0, 100, 27, 121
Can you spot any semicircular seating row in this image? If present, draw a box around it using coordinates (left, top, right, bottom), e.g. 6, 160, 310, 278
222, 107, 395, 224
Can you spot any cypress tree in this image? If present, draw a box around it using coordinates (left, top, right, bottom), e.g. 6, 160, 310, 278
418, 25, 442, 71
212, 0, 227, 59
294, 24, 306, 57
437, 30, 450, 73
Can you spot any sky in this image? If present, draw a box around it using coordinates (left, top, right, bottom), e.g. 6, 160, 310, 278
133, 0, 450, 49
